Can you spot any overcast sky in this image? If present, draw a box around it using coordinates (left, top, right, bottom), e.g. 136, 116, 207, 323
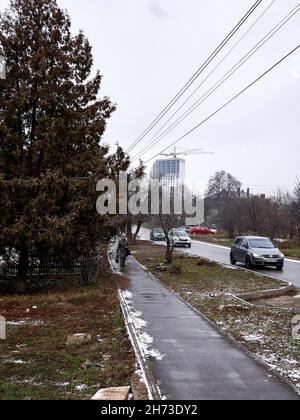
1, 0, 300, 194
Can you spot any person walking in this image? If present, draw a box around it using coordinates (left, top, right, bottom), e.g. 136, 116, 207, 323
116, 234, 130, 270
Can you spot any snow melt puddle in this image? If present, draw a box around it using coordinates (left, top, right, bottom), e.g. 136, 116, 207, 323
121, 290, 164, 362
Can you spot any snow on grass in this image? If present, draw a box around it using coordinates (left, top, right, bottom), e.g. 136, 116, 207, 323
242, 333, 266, 343
7, 320, 45, 327
75, 384, 88, 392
221, 264, 239, 270
5, 359, 28, 365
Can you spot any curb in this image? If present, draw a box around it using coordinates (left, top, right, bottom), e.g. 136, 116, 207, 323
237, 283, 295, 302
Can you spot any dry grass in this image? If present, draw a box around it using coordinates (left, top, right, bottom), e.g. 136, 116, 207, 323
0, 277, 135, 400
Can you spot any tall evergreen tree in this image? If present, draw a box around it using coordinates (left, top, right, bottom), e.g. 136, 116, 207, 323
0, 0, 118, 292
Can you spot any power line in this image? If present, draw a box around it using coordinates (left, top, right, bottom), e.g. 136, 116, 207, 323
132, 0, 277, 161
144, 43, 300, 164
126, 0, 264, 154
132, 2, 300, 162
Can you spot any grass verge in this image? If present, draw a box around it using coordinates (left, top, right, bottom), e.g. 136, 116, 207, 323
0, 277, 135, 400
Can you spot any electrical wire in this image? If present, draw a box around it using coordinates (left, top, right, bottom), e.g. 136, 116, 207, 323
126, 0, 264, 153
143, 43, 300, 164
133, 2, 300, 162
131, 0, 278, 161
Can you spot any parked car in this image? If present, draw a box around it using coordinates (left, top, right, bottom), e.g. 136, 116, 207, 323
179, 226, 193, 234
169, 229, 192, 248
230, 236, 285, 270
190, 226, 215, 235
150, 228, 166, 241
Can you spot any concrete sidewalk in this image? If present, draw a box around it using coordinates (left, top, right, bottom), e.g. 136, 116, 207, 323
118, 257, 299, 400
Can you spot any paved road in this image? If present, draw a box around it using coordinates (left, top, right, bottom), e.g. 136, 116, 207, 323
120, 257, 299, 400
139, 228, 300, 289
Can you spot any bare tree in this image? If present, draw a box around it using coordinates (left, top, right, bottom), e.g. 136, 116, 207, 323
206, 171, 242, 199
289, 180, 300, 240
159, 213, 182, 264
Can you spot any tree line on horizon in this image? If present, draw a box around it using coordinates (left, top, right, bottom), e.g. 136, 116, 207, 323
205, 170, 300, 240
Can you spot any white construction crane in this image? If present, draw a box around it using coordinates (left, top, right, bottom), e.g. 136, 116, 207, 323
160, 147, 214, 159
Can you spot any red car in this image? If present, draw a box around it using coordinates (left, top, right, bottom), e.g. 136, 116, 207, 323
190, 226, 216, 235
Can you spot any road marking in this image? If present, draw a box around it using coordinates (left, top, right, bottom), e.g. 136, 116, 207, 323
285, 258, 300, 264
192, 240, 230, 251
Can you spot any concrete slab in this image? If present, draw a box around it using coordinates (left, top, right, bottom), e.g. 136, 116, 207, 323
91, 386, 130, 401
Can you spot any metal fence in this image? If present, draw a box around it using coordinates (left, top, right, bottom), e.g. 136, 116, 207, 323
0, 254, 102, 285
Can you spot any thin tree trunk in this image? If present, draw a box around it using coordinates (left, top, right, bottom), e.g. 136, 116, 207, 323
127, 222, 133, 245
165, 239, 174, 264
132, 221, 143, 245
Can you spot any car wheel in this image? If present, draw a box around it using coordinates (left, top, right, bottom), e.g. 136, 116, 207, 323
277, 265, 284, 271
245, 256, 253, 269
230, 253, 236, 265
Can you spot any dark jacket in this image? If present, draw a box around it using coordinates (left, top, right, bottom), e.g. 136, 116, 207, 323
117, 238, 129, 258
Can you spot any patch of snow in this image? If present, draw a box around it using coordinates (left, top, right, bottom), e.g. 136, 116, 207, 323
242, 333, 266, 343
75, 384, 88, 392
222, 264, 239, 270
7, 320, 44, 327
135, 368, 146, 385
120, 289, 164, 363
16, 344, 28, 349
123, 291, 133, 301
6, 359, 28, 365
128, 311, 147, 330
56, 382, 70, 387
140, 332, 154, 346
16, 378, 44, 387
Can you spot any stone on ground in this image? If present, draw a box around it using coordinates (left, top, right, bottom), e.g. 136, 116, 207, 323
91, 386, 131, 401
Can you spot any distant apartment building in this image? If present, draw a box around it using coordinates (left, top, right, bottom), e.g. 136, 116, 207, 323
151, 158, 186, 188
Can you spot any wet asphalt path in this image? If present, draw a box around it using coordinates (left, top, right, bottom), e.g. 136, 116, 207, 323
122, 257, 299, 400
139, 228, 300, 289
